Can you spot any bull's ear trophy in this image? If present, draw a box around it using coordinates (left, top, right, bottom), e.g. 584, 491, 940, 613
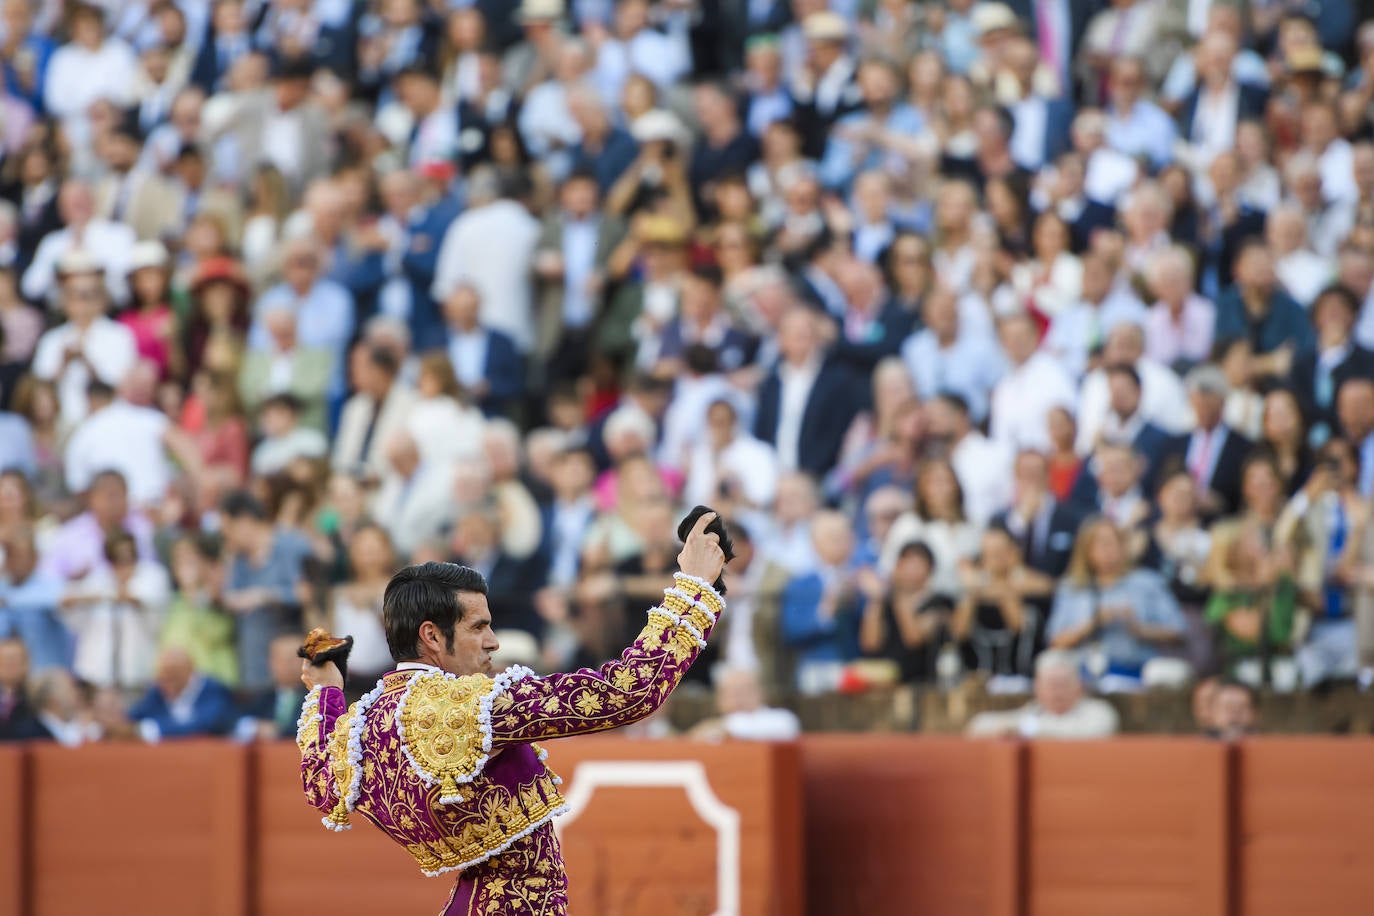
298, 628, 355, 682
676, 505, 735, 595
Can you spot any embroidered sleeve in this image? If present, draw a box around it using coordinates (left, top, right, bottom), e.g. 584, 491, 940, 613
297, 686, 346, 822
486, 573, 725, 746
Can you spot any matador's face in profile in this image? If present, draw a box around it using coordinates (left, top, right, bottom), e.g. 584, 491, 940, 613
444, 593, 501, 677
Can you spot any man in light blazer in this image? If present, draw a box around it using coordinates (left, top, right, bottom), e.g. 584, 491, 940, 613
332, 343, 419, 479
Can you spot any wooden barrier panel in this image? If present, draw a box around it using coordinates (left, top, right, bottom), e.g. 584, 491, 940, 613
0, 748, 22, 916
26, 741, 249, 916
253, 742, 441, 916
801, 735, 1022, 916
550, 737, 805, 916
1026, 739, 1229, 916
1237, 738, 1374, 916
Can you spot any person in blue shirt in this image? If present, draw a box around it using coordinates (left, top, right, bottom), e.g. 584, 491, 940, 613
820, 58, 926, 192
0, 528, 67, 672
780, 510, 862, 691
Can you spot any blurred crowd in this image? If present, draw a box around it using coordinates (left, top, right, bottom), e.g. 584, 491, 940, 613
3, 0, 1374, 746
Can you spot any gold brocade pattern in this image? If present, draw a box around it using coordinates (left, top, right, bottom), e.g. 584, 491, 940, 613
400, 672, 497, 801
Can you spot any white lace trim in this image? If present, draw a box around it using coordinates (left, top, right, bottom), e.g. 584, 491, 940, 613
341, 677, 391, 815
396, 665, 538, 802
296, 685, 323, 740
419, 803, 572, 877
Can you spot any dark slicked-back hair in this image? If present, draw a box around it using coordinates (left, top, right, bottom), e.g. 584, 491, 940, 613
384, 562, 489, 662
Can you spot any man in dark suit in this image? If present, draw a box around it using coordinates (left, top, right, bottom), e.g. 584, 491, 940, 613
1179, 365, 1252, 519
1214, 241, 1315, 367
753, 307, 863, 478
189, 0, 255, 92
442, 283, 524, 417
451, 503, 548, 641
1008, 0, 1096, 98
1290, 285, 1374, 447
992, 450, 1082, 580
127, 648, 235, 741
1175, 33, 1267, 151
236, 635, 309, 740
1094, 363, 1183, 494
342, 167, 459, 353
0, 638, 50, 742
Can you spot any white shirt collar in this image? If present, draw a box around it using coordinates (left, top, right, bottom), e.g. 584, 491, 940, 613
395, 661, 441, 672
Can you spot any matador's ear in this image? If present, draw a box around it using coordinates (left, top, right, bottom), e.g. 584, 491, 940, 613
676, 505, 735, 594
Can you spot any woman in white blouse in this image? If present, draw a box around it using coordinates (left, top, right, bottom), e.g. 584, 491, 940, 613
881, 458, 981, 595
1012, 211, 1082, 323
405, 352, 486, 467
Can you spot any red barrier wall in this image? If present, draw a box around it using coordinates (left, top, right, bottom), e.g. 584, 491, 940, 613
1026, 740, 1230, 916
25, 741, 249, 916
1237, 738, 1374, 916
5, 735, 1374, 916
802, 735, 1022, 916
0, 749, 22, 916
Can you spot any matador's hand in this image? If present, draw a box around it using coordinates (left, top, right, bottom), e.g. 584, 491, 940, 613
677, 511, 726, 585
301, 659, 344, 691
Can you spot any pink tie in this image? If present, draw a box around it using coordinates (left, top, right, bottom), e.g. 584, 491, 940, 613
1037, 2, 1059, 82
1191, 432, 1212, 488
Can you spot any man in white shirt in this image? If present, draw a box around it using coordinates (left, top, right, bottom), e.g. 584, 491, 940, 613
432, 167, 540, 351
967, 649, 1120, 738
42, 5, 137, 155
29, 253, 137, 426
369, 431, 457, 558
1077, 323, 1194, 451
683, 398, 779, 510
1103, 56, 1175, 168
591, 0, 691, 103
518, 37, 590, 164
690, 666, 801, 741
990, 312, 1077, 453
1045, 251, 1148, 380
63, 365, 177, 507
247, 236, 356, 384
546, 447, 598, 588
1267, 204, 1333, 308
22, 181, 136, 306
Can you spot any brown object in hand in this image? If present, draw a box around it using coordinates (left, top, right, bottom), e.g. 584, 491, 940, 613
298, 627, 354, 681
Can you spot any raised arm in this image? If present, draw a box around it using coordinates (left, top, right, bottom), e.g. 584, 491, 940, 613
295, 682, 350, 829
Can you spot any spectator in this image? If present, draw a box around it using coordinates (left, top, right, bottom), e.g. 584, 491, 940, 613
30, 252, 137, 426
432, 167, 541, 354
1076, 322, 1194, 452
29, 669, 97, 747
218, 491, 313, 693
0, 527, 66, 672
1205, 521, 1298, 684
40, 471, 155, 582
124, 647, 235, 742
858, 540, 952, 683
248, 237, 356, 384
1207, 679, 1257, 738
1044, 251, 1148, 382
990, 311, 1076, 452
828, 358, 920, 503
1291, 285, 1374, 448
683, 398, 778, 511
781, 510, 861, 692
1337, 378, 1374, 497
951, 525, 1050, 678
1091, 363, 1181, 494
993, 449, 1082, 579
405, 352, 486, 468
1267, 204, 1333, 309
250, 395, 329, 479
754, 307, 862, 477
0, 637, 48, 742
883, 458, 982, 594
23, 182, 137, 306
1047, 517, 1187, 690
965, 648, 1120, 737
235, 634, 309, 741
329, 524, 398, 683
1141, 470, 1214, 616
371, 432, 456, 559
239, 303, 334, 436
159, 535, 236, 688
1182, 365, 1252, 519
61, 529, 170, 690
118, 242, 179, 380
1104, 57, 1175, 168
333, 344, 417, 479
900, 284, 1004, 423
1144, 245, 1215, 370
440, 284, 524, 418
688, 666, 801, 741
42, 5, 137, 155
1214, 241, 1315, 377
